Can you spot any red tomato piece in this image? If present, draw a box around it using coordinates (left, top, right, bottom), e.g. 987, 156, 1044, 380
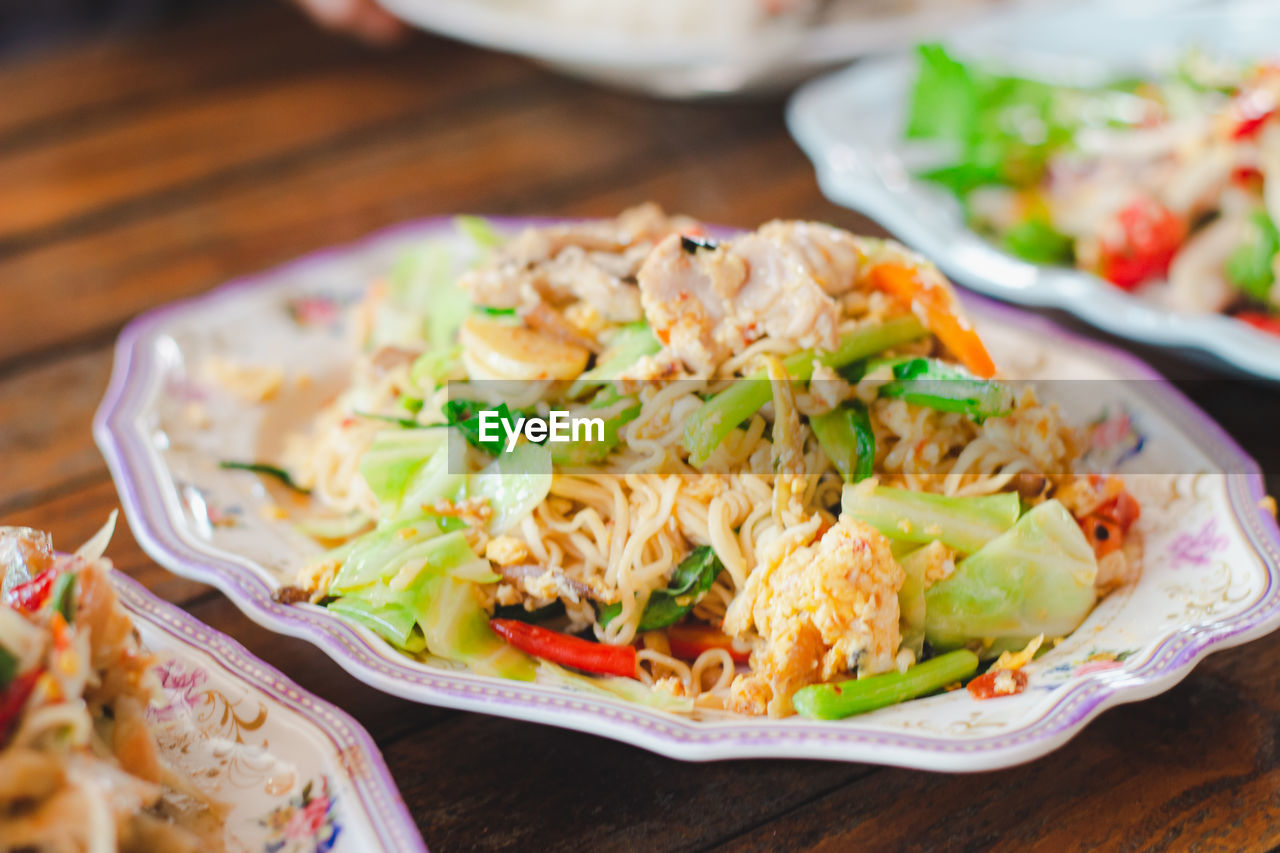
1096, 198, 1186, 290
967, 668, 1028, 700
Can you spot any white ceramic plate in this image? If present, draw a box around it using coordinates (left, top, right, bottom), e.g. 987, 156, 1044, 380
107, 571, 425, 852
375, 0, 1126, 97
96, 217, 1280, 770
786, 5, 1280, 380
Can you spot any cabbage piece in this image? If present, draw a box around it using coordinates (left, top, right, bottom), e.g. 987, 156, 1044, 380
395, 440, 466, 522
359, 428, 449, 512
373, 243, 469, 351
330, 522, 480, 593
418, 575, 535, 680
409, 345, 464, 391
896, 546, 930, 659
293, 511, 373, 541
567, 322, 660, 398
468, 442, 552, 534
322, 522, 512, 666
327, 595, 426, 653
455, 215, 505, 253
842, 483, 1020, 555
924, 499, 1097, 656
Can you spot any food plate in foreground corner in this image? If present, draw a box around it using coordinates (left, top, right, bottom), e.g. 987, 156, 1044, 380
95, 216, 1280, 770
786, 5, 1280, 381
109, 571, 425, 851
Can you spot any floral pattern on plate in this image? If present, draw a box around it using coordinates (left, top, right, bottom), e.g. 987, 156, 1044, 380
111, 572, 424, 851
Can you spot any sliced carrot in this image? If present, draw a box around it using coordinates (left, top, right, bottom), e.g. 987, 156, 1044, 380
869, 263, 996, 378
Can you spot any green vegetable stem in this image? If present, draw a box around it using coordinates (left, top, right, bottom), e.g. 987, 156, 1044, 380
792, 649, 980, 719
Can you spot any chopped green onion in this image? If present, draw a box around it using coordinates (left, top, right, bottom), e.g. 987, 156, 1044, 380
877, 357, 1013, 421
49, 573, 76, 623
684, 316, 927, 465
442, 400, 527, 454
842, 483, 1020, 554
1003, 218, 1075, 265
1225, 210, 1279, 304
792, 650, 979, 720
810, 401, 876, 483
0, 644, 17, 689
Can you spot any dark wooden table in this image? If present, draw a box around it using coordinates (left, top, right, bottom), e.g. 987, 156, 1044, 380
4, 5, 1280, 850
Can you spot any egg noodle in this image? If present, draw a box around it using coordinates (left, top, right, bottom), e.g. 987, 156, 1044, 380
277, 207, 1141, 718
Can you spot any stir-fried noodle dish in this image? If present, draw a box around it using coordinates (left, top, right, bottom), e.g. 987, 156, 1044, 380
0, 521, 225, 851
263, 205, 1142, 719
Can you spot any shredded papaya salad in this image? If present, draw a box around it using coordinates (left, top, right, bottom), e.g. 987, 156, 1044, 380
0, 517, 226, 851
905, 44, 1280, 333
266, 205, 1142, 719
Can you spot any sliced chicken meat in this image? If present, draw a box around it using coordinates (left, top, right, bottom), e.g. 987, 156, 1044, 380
637, 220, 870, 374
459, 203, 695, 323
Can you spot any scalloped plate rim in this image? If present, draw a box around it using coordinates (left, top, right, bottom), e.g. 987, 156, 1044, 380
94, 215, 1280, 771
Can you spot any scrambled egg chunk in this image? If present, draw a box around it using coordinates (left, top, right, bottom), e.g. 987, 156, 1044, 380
724, 517, 905, 717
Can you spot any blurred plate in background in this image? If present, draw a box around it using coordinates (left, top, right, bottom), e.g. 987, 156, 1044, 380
374, 0, 1155, 98
787, 4, 1280, 379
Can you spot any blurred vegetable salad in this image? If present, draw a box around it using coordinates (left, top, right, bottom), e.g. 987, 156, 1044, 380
905, 43, 1280, 331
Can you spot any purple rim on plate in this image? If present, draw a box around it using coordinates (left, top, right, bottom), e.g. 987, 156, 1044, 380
94, 216, 1280, 770
109, 571, 427, 851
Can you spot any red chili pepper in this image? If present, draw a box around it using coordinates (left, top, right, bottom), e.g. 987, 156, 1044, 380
666, 624, 750, 665
1238, 312, 1280, 337
490, 619, 636, 678
1096, 198, 1186, 290
3, 566, 62, 613
0, 669, 42, 746
967, 668, 1028, 700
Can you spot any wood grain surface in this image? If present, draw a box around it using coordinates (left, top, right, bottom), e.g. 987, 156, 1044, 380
4, 5, 1279, 851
